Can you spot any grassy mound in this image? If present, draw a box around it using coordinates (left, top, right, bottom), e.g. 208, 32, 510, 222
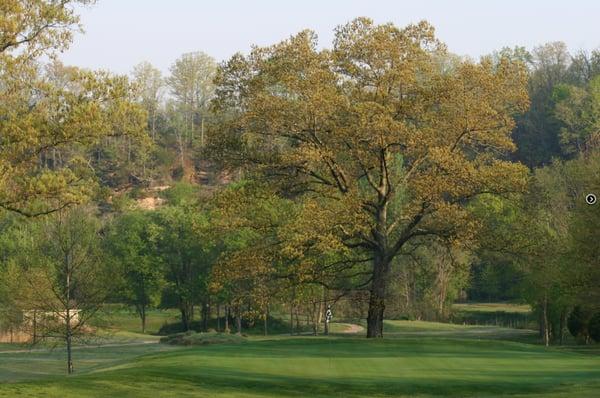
159, 331, 246, 346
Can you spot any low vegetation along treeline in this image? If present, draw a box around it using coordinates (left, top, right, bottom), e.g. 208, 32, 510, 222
1, 0, 599, 374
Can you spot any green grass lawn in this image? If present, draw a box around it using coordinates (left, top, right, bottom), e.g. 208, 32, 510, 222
0, 343, 182, 383
95, 307, 181, 335
450, 302, 534, 331
0, 320, 599, 397
452, 303, 532, 314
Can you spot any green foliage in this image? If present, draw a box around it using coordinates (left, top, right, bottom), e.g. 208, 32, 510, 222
105, 211, 165, 332
151, 195, 216, 330
554, 76, 600, 155
567, 306, 593, 342
512, 44, 600, 166
159, 182, 200, 206
210, 17, 530, 337
589, 313, 600, 343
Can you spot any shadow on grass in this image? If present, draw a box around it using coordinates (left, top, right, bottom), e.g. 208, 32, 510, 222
67, 364, 600, 398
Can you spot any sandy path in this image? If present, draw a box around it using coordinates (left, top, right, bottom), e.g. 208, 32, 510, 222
339, 323, 365, 334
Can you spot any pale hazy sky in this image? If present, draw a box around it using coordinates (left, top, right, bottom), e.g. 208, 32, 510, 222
60, 0, 600, 75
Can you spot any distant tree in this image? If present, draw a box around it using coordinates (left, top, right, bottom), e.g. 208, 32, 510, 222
568, 306, 593, 343
0, 0, 147, 216
512, 42, 571, 166
106, 211, 164, 333
154, 185, 215, 330
167, 51, 217, 167
554, 76, 600, 155
589, 313, 600, 343
132, 61, 165, 140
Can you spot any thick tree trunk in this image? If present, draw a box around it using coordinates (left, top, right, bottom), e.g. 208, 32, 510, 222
180, 302, 192, 331
366, 255, 390, 338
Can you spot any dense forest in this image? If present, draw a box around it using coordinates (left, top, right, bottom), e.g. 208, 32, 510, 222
1, 1, 599, 375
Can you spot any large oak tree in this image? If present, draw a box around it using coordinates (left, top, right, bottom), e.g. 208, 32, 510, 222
210, 18, 529, 337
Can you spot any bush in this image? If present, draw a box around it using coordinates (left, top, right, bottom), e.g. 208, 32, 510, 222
568, 306, 593, 341
158, 320, 204, 335
159, 331, 246, 346
589, 312, 600, 343
157, 315, 305, 336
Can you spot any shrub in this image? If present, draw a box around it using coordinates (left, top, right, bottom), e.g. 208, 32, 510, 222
159, 331, 246, 346
589, 312, 600, 343
158, 320, 203, 335
568, 306, 593, 342
157, 315, 305, 336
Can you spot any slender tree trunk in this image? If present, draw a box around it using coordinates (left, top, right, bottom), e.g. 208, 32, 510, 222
65, 253, 74, 374
366, 254, 390, 338
542, 295, 550, 347
317, 288, 325, 332
263, 305, 269, 336
200, 116, 205, 148
216, 303, 221, 332
263, 315, 268, 336
224, 306, 230, 333
290, 301, 294, 336
66, 327, 73, 374
151, 109, 156, 141
323, 289, 329, 335
32, 310, 37, 345
66, 285, 73, 374
141, 305, 146, 334
312, 302, 318, 336
236, 308, 242, 336
202, 300, 208, 331
559, 308, 567, 345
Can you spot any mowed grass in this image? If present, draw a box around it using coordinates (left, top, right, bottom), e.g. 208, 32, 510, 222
452, 303, 532, 314
0, 321, 599, 397
382, 320, 538, 343
0, 343, 181, 382
96, 307, 181, 335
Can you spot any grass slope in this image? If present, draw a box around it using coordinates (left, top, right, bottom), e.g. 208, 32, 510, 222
0, 323, 599, 397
